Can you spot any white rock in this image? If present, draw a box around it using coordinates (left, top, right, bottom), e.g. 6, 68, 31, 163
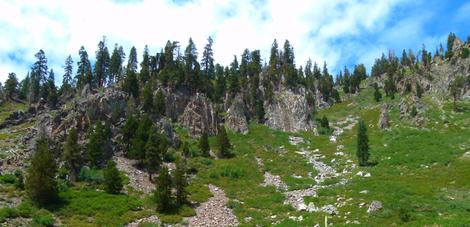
359, 190, 369, 194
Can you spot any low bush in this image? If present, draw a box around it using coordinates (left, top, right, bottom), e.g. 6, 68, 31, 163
32, 209, 55, 227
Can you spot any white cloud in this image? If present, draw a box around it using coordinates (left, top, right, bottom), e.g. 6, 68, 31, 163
0, 0, 456, 83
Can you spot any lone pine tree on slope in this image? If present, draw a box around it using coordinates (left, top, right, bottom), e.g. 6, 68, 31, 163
357, 119, 370, 166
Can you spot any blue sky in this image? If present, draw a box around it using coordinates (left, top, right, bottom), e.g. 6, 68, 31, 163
0, 0, 469, 83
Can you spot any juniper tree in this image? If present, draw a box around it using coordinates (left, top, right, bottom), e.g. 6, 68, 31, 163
198, 131, 210, 157
217, 126, 233, 158
155, 166, 172, 212
26, 139, 58, 206
357, 120, 370, 166
63, 128, 81, 182
103, 160, 123, 194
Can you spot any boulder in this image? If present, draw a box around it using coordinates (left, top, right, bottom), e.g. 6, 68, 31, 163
225, 94, 249, 134
80, 84, 92, 98
180, 93, 218, 137
265, 88, 314, 132
367, 200, 383, 214
378, 104, 390, 129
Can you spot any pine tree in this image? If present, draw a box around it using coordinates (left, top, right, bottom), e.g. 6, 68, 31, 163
26, 139, 58, 206
174, 157, 188, 206
357, 120, 370, 166
373, 83, 382, 102
46, 69, 58, 109
103, 160, 123, 194
446, 32, 457, 59
18, 73, 30, 100
217, 126, 233, 158
63, 128, 81, 182
5, 72, 19, 100
142, 83, 153, 113
62, 55, 74, 90
342, 67, 350, 94
320, 116, 330, 129
140, 45, 150, 83
182, 142, 190, 158
450, 76, 464, 111
184, 38, 201, 92
76, 46, 92, 89
109, 44, 125, 84
198, 132, 210, 157
155, 89, 165, 117
30, 50, 48, 103
155, 166, 172, 212
88, 122, 111, 167
145, 128, 164, 181
416, 83, 424, 98
228, 56, 240, 95
94, 36, 110, 87
130, 115, 152, 160
201, 36, 215, 80
256, 99, 265, 123
122, 114, 138, 151
268, 39, 280, 79
123, 71, 139, 98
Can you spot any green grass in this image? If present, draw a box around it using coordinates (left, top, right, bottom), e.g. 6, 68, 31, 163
56, 188, 146, 226
2, 84, 470, 225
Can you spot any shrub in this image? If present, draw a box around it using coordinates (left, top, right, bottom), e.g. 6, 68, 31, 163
32, 209, 55, 227
78, 166, 104, 184
0, 174, 17, 184
0, 207, 18, 223
16, 201, 37, 218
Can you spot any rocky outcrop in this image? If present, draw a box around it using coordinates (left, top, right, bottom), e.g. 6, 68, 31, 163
378, 104, 390, 129
225, 94, 249, 134
180, 93, 218, 137
162, 88, 191, 121
265, 88, 314, 132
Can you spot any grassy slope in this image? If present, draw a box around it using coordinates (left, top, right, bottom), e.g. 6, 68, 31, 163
1, 86, 469, 226
189, 86, 470, 226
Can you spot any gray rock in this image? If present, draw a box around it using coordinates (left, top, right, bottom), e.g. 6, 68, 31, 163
378, 104, 390, 129
225, 94, 249, 134
321, 204, 338, 215
265, 88, 314, 132
80, 84, 92, 98
367, 200, 383, 214
180, 93, 218, 137
162, 88, 191, 121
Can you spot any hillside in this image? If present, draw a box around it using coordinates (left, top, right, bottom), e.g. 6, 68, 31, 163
0, 34, 469, 226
